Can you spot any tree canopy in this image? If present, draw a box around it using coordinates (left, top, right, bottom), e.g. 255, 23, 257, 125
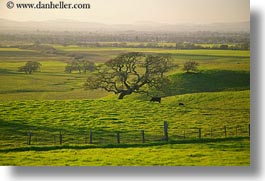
18, 61, 41, 74
84, 52, 177, 99
183, 61, 199, 73
65, 56, 95, 73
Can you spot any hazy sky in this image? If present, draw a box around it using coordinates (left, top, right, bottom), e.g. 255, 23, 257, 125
0, 0, 249, 24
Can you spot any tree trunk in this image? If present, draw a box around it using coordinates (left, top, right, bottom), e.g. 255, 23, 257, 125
118, 92, 126, 99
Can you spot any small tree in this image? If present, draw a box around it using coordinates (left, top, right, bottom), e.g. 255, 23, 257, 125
84, 52, 177, 99
220, 44, 229, 50
64, 60, 81, 73
18, 61, 41, 74
65, 56, 95, 73
183, 61, 199, 73
82, 60, 95, 73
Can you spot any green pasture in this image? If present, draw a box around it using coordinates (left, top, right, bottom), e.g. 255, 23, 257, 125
0, 90, 250, 147
51, 45, 250, 64
0, 138, 249, 166
55, 45, 249, 57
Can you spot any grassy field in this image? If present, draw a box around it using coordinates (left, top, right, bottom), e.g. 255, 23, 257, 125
0, 138, 249, 166
0, 45, 250, 166
0, 90, 250, 147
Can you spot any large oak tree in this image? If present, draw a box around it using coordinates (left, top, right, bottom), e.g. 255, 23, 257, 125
84, 52, 177, 99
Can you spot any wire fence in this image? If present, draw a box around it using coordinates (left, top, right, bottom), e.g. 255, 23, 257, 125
0, 122, 250, 148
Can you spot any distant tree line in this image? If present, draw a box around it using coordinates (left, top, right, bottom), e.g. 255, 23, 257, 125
1, 41, 249, 51
175, 42, 249, 50
84, 42, 249, 50
0, 31, 249, 50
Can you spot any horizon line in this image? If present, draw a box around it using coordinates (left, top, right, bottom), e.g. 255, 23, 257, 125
0, 18, 250, 25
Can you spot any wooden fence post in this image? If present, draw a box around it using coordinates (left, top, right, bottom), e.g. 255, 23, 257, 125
248, 124, 250, 137
224, 126, 227, 137
59, 130, 63, 145
89, 129, 93, 144
141, 130, 145, 143
198, 128, 201, 139
164, 121, 168, 142
117, 132, 120, 144
27, 132, 32, 145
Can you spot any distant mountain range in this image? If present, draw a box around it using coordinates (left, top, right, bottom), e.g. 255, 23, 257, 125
0, 19, 250, 33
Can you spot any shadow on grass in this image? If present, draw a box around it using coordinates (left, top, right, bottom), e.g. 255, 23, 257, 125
166, 70, 250, 96
0, 68, 21, 75
0, 136, 249, 153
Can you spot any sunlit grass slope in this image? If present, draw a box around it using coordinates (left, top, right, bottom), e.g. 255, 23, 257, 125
0, 138, 249, 166
0, 90, 249, 148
